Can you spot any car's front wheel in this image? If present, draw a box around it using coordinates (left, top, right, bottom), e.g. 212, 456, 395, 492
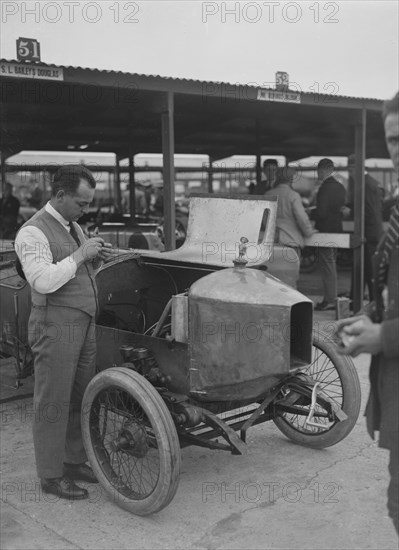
81, 367, 181, 515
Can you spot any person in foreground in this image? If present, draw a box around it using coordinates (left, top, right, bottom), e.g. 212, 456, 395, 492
335, 91, 399, 534
15, 165, 114, 500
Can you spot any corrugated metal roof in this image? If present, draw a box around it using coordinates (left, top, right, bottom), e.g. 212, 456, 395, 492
1, 58, 387, 160
0, 58, 383, 103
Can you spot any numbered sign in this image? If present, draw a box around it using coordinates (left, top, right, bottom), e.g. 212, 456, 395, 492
16, 37, 41, 62
275, 71, 289, 91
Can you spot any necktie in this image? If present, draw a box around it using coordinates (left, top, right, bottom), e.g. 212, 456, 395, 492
69, 222, 81, 246
376, 201, 399, 290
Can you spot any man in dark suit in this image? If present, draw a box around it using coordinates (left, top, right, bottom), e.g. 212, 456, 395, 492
0, 182, 20, 239
254, 159, 278, 194
336, 91, 399, 534
347, 154, 384, 302
313, 158, 346, 310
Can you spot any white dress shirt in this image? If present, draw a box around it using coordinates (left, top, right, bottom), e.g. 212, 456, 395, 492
15, 202, 78, 294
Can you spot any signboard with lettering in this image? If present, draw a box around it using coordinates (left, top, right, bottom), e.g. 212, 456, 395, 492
16, 37, 41, 63
275, 71, 289, 91
257, 88, 301, 104
0, 62, 64, 81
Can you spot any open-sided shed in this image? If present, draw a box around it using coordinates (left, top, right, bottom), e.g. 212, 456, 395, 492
0, 59, 390, 309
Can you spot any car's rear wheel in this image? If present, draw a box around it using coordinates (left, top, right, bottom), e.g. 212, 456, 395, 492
273, 330, 361, 448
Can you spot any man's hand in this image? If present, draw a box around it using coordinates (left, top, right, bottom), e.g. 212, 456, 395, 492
335, 315, 382, 357
72, 237, 110, 266
341, 205, 352, 220
81, 237, 107, 260
97, 242, 115, 262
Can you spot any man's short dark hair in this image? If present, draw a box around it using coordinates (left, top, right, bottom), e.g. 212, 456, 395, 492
263, 159, 278, 169
51, 165, 96, 196
317, 158, 334, 170
382, 91, 399, 122
276, 166, 296, 184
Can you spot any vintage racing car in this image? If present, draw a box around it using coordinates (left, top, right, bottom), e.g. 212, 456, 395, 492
0, 194, 361, 515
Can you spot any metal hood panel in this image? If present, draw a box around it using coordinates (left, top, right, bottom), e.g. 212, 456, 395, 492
136, 194, 278, 268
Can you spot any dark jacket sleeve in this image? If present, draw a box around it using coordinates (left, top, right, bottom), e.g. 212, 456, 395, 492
314, 179, 345, 232
315, 180, 346, 219
314, 184, 329, 222
381, 318, 399, 359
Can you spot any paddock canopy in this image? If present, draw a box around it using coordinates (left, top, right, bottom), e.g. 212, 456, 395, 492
0, 59, 390, 310
0, 59, 387, 160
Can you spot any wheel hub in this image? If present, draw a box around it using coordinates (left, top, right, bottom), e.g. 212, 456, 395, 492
110, 420, 149, 458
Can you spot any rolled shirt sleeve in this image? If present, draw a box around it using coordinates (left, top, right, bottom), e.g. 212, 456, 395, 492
15, 226, 77, 294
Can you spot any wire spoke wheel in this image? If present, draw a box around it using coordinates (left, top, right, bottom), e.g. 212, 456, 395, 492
273, 330, 361, 448
82, 367, 181, 515
300, 247, 318, 273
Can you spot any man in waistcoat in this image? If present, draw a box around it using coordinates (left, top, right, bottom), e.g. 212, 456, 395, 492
335, 91, 399, 534
15, 165, 113, 500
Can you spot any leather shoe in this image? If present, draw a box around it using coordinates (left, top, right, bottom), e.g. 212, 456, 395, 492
64, 462, 98, 483
314, 300, 336, 311
41, 477, 88, 500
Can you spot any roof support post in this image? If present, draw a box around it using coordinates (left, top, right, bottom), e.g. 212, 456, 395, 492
114, 154, 122, 213
0, 151, 6, 197
208, 156, 213, 193
255, 118, 261, 186
256, 153, 262, 186
352, 108, 366, 313
107, 171, 113, 204
161, 91, 176, 250
128, 141, 136, 220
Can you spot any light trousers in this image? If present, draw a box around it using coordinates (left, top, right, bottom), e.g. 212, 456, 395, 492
317, 247, 337, 303
28, 304, 96, 479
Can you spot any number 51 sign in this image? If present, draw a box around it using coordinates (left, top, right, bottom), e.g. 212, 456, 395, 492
16, 37, 41, 62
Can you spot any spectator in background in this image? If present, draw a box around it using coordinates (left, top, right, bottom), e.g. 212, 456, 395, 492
134, 184, 149, 215
347, 154, 384, 303
248, 182, 256, 194
28, 183, 44, 209
0, 182, 20, 239
151, 185, 164, 217
265, 166, 316, 288
142, 182, 153, 214
313, 158, 346, 311
121, 182, 151, 216
254, 159, 278, 194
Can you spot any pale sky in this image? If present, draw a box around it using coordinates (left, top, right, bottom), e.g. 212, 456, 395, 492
1, 0, 398, 99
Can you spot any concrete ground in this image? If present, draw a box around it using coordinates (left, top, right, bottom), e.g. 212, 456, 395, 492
1, 267, 398, 549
